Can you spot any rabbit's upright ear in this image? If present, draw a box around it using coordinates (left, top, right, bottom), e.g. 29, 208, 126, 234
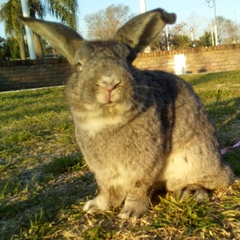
19, 17, 83, 65
114, 8, 176, 61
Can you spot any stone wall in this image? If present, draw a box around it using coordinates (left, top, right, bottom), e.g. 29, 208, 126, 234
0, 44, 240, 91
133, 44, 240, 74
0, 58, 74, 91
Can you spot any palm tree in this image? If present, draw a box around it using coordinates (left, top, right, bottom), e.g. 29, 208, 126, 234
0, 0, 78, 59
0, 0, 26, 59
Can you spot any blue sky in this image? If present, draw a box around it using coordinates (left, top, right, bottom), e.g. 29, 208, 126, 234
0, 0, 239, 38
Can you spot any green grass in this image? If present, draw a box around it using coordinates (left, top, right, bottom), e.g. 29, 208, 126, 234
0, 71, 240, 239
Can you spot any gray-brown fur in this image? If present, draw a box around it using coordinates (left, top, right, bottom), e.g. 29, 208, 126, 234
19, 8, 234, 219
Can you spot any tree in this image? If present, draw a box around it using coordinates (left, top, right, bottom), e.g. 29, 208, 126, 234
216, 16, 239, 44
148, 33, 165, 51
147, 22, 192, 51
0, 0, 78, 59
198, 31, 212, 47
6, 36, 22, 59
185, 12, 209, 40
0, 37, 9, 60
0, 0, 26, 59
0, 36, 21, 60
168, 22, 191, 49
85, 4, 133, 39
170, 34, 191, 49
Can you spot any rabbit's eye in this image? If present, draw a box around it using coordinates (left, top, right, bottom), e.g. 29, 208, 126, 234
113, 44, 130, 58
76, 62, 83, 72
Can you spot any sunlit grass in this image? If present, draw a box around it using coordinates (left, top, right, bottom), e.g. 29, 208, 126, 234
0, 71, 239, 239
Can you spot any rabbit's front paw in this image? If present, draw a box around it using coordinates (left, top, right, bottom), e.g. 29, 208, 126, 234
118, 198, 149, 219
83, 197, 109, 214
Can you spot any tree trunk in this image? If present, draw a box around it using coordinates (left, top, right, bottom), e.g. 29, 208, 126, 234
18, 34, 26, 60
33, 32, 44, 59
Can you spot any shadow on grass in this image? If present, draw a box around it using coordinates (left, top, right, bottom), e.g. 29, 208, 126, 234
206, 97, 240, 141
205, 97, 240, 176
0, 87, 66, 122
183, 70, 240, 87
0, 91, 68, 123
0, 153, 97, 239
186, 72, 220, 87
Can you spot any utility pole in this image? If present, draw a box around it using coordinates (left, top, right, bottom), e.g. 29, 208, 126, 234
210, 22, 214, 46
165, 25, 170, 50
190, 28, 195, 47
139, 0, 146, 13
213, 0, 218, 45
206, 0, 218, 46
20, 0, 36, 59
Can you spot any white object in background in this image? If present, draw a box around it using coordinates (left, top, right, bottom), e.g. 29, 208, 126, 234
139, 0, 146, 13
20, 0, 36, 59
174, 54, 186, 75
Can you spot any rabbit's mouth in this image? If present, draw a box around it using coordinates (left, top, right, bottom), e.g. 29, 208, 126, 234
95, 74, 123, 105
96, 88, 119, 105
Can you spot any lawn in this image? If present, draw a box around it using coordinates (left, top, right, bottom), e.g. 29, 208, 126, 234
0, 70, 240, 239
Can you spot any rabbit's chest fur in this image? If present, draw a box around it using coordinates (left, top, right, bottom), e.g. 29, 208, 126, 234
74, 104, 165, 187
73, 110, 125, 136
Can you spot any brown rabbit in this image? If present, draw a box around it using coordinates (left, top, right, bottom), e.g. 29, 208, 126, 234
20, 8, 234, 219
